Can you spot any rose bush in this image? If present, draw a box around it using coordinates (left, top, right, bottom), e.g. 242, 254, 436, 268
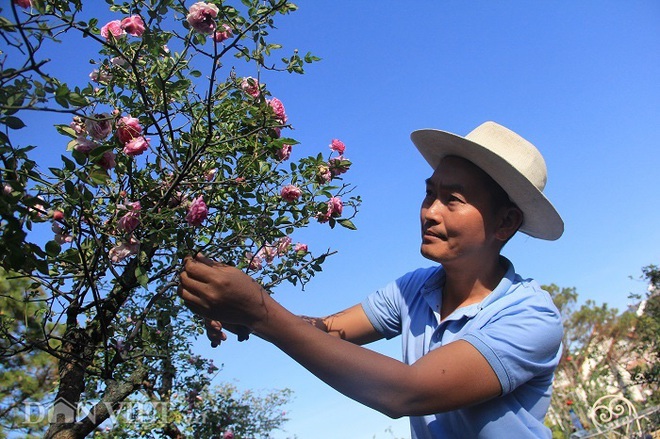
0, 1, 359, 438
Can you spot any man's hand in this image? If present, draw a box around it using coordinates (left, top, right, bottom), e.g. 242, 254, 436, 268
179, 253, 269, 336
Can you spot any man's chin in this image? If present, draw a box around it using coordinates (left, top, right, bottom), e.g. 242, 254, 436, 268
420, 246, 443, 264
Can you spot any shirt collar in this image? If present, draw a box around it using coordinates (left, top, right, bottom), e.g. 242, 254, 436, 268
420, 257, 517, 322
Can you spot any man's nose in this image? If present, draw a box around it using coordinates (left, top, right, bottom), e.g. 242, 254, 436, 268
423, 199, 444, 222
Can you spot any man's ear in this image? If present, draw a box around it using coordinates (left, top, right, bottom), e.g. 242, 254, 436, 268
495, 206, 523, 242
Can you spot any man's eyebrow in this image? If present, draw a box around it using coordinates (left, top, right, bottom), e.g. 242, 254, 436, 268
425, 178, 465, 192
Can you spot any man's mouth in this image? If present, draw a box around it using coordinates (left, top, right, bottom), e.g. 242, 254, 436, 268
422, 229, 446, 240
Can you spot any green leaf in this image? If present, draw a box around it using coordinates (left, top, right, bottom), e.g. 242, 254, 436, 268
49, 167, 64, 178
34, 259, 50, 276
1, 116, 26, 130
89, 168, 110, 185
338, 219, 357, 230
57, 124, 79, 139
62, 155, 76, 171
45, 240, 62, 257
135, 266, 149, 287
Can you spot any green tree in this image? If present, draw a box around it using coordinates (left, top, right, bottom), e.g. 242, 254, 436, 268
0, 267, 61, 438
629, 264, 660, 403
1, 1, 360, 438
545, 274, 658, 436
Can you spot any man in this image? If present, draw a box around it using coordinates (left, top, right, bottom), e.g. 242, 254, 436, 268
179, 121, 564, 438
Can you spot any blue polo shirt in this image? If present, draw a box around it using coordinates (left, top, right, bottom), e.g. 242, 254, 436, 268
361, 259, 563, 439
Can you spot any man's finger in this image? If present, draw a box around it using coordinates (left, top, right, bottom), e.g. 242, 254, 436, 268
194, 252, 224, 267
178, 286, 210, 313
179, 269, 212, 294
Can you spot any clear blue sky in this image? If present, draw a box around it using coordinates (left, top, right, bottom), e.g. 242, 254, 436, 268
10, 1, 660, 438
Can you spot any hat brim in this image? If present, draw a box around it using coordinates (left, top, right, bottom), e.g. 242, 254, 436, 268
411, 129, 564, 240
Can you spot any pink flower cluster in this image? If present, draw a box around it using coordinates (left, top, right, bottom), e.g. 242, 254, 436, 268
213, 24, 233, 43
13, 0, 32, 8
109, 237, 140, 263
277, 144, 292, 161
187, 2, 220, 34
100, 15, 145, 40
313, 138, 351, 184
70, 114, 117, 170
69, 113, 152, 171
327, 139, 351, 177
52, 223, 73, 245
330, 139, 345, 154
280, 184, 302, 202
268, 98, 287, 124
317, 197, 343, 223
117, 115, 150, 157
186, 196, 209, 226
246, 236, 303, 271
241, 77, 260, 98
117, 201, 141, 233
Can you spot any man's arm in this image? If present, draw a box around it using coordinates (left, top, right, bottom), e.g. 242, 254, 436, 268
179, 255, 502, 418
300, 304, 384, 345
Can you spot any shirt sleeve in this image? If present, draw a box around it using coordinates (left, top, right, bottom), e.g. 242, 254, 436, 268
361, 278, 403, 339
462, 287, 563, 395
362, 267, 439, 339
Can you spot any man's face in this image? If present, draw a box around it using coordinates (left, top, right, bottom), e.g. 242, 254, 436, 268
420, 156, 504, 265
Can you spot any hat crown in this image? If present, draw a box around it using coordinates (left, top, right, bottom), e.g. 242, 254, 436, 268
465, 121, 548, 193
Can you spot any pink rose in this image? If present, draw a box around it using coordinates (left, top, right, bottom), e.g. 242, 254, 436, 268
52, 223, 73, 244
186, 196, 208, 226
268, 98, 287, 124
116, 116, 143, 143
316, 164, 332, 183
186, 2, 219, 34
257, 245, 277, 264
277, 144, 292, 161
213, 24, 232, 43
328, 156, 350, 177
245, 252, 263, 271
121, 15, 145, 37
223, 431, 234, 439
330, 139, 346, 154
118, 202, 141, 233
110, 57, 128, 67
13, 0, 32, 9
89, 68, 113, 83
276, 236, 291, 255
123, 136, 150, 156
280, 184, 302, 202
54, 232, 74, 245
74, 137, 97, 154
294, 243, 308, 254
85, 114, 113, 140
70, 116, 85, 135
240, 77, 260, 98
328, 196, 343, 217
101, 20, 126, 40
204, 168, 217, 181
98, 151, 116, 170
109, 238, 140, 263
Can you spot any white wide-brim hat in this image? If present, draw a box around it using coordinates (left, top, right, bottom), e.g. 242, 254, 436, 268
410, 121, 564, 240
